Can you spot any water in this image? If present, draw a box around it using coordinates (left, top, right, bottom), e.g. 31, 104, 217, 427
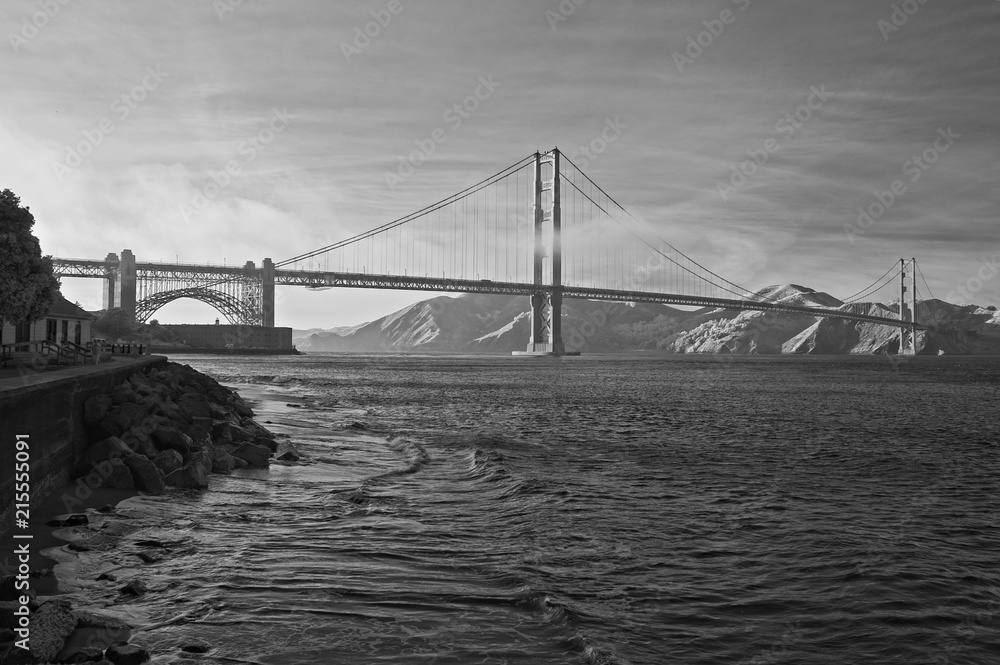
52, 354, 1000, 664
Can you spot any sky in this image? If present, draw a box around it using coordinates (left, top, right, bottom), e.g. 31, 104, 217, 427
2, 0, 998, 329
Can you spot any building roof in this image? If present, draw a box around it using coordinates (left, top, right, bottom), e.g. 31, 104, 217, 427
47, 293, 95, 320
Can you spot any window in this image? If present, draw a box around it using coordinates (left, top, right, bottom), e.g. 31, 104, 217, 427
46, 319, 58, 342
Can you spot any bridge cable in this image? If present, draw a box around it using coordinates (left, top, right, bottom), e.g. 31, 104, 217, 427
276, 154, 535, 268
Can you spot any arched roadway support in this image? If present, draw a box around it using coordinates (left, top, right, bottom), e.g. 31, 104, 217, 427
134, 288, 254, 325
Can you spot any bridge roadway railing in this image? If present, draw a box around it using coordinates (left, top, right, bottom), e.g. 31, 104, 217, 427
274, 270, 922, 330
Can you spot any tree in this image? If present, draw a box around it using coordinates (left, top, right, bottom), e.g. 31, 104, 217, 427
94, 308, 141, 342
0, 189, 60, 326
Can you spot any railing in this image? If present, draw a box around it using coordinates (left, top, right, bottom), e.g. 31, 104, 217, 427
0, 339, 149, 368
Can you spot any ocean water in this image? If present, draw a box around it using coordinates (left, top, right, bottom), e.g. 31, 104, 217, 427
52, 353, 1000, 664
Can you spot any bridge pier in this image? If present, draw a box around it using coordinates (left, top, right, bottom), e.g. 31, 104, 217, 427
262, 258, 275, 327
515, 149, 570, 356
119, 249, 137, 321
899, 257, 918, 356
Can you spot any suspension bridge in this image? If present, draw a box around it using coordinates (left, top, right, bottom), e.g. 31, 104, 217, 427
52, 148, 933, 356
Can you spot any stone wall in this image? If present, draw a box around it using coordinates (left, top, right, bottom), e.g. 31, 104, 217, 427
0, 357, 167, 539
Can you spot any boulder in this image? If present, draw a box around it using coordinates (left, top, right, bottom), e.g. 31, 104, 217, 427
185, 450, 213, 478
121, 431, 159, 460
164, 463, 209, 489
275, 442, 301, 462
59, 645, 106, 662
100, 404, 148, 438
101, 458, 135, 490
229, 424, 254, 443
83, 394, 113, 426
232, 401, 254, 418
255, 436, 278, 453
231, 443, 271, 469
151, 449, 183, 476
124, 454, 165, 495
119, 580, 147, 597
28, 601, 77, 663
105, 643, 151, 664
110, 383, 140, 406
185, 425, 212, 451
75, 437, 131, 477
210, 450, 236, 474
232, 457, 249, 470
176, 394, 212, 420
151, 428, 192, 456
211, 421, 233, 445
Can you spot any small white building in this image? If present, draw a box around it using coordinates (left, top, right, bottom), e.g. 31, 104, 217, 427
1, 293, 94, 348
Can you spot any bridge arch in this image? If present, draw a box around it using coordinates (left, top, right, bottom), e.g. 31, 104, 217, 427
134, 288, 252, 325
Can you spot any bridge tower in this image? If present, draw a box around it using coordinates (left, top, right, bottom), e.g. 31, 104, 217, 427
518, 149, 566, 355
899, 257, 918, 355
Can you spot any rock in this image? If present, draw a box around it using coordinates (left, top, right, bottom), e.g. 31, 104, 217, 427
100, 404, 147, 438
109, 383, 139, 406
68, 542, 91, 552
181, 643, 211, 653
176, 394, 212, 420
135, 552, 160, 564
241, 418, 274, 440
119, 580, 147, 597
151, 449, 183, 476
151, 428, 192, 456
232, 401, 254, 418
211, 421, 232, 445
186, 450, 213, 478
275, 442, 301, 462
229, 424, 254, 443
99, 458, 135, 490
0, 627, 13, 644
133, 383, 156, 398
210, 449, 236, 474
72, 610, 132, 631
105, 643, 150, 664
59, 645, 106, 662
76, 436, 131, 477
54, 514, 88, 527
232, 443, 271, 468
97, 573, 117, 581
164, 463, 209, 489
255, 436, 278, 452
186, 424, 212, 450
349, 421, 368, 430
122, 431, 160, 460
233, 457, 249, 470
29, 601, 78, 663
84, 394, 113, 426
124, 454, 165, 495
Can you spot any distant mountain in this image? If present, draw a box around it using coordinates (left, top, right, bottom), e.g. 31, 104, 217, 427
294, 288, 1000, 355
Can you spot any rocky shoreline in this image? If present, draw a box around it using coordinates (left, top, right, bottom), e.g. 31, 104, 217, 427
1, 361, 300, 664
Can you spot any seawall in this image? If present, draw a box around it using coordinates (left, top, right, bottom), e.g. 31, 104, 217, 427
0, 356, 168, 539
